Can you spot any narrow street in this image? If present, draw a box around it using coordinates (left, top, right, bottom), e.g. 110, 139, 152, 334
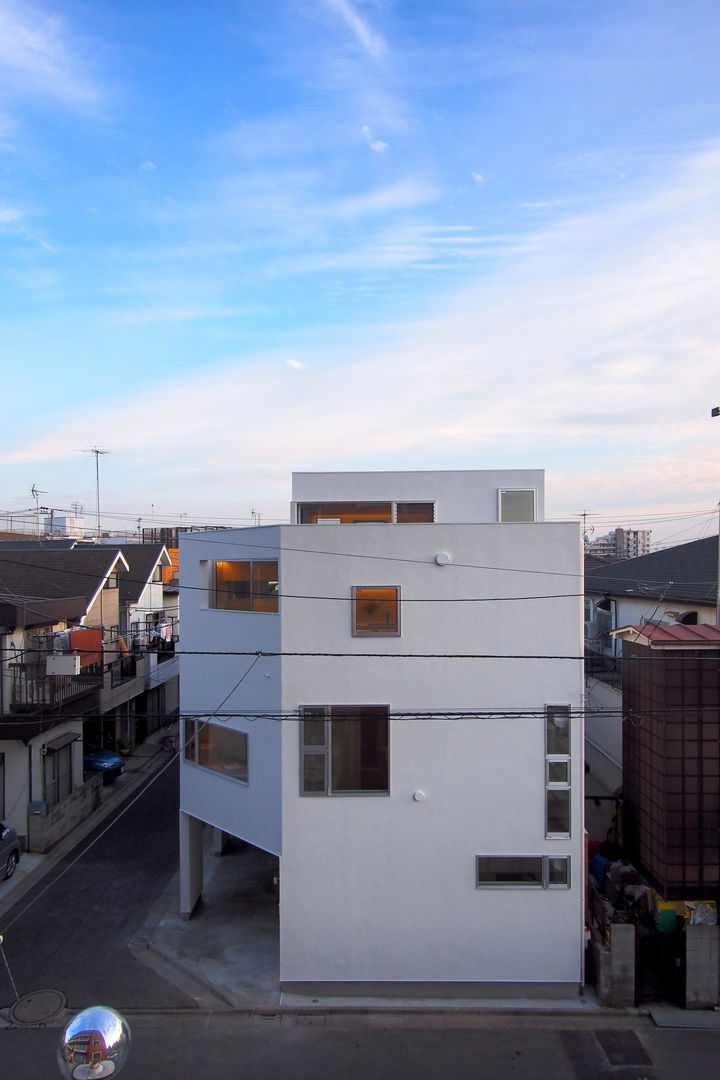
2, 759, 720, 1080
0, 762, 195, 1012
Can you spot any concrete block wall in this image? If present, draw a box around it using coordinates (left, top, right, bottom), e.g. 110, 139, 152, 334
592, 923, 636, 1007
684, 924, 720, 1009
27, 774, 103, 854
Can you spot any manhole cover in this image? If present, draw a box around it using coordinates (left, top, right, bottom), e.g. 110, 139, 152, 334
9, 988, 67, 1025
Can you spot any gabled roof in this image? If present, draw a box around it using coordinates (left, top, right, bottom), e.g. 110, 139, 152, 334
105, 544, 171, 604
0, 538, 83, 550
585, 535, 718, 606
613, 623, 720, 649
0, 548, 129, 629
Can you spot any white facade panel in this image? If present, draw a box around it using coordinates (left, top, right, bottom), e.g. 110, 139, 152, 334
292, 469, 545, 523
179, 528, 284, 856
179, 472, 584, 990
277, 520, 583, 985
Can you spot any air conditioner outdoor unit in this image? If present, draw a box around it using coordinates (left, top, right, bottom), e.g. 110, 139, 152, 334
46, 655, 81, 676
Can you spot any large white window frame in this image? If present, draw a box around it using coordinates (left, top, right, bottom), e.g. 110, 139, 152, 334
300, 705, 389, 796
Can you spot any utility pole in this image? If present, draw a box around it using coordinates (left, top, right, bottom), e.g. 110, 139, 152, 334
712, 407, 720, 623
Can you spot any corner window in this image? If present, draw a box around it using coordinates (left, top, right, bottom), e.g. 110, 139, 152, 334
396, 502, 434, 522
476, 855, 570, 888
184, 718, 248, 783
498, 489, 536, 522
352, 587, 400, 636
213, 560, 278, 612
300, 705, 389, 795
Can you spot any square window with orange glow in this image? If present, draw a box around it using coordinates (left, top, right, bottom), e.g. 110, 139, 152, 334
352, 586, 400, 636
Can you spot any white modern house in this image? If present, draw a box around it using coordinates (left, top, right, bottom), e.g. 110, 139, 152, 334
178, 470, 585, 998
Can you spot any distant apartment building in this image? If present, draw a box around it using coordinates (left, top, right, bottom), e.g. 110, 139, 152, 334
586, 528, 652, 560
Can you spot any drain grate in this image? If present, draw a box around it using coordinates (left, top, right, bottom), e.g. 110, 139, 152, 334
594, 1029, 653, 1067
9, 988, 67, 1025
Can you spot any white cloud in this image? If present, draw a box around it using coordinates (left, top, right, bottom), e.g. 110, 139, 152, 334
3, 144, 720, 530
362, 124, 388, 153
471, 172, 485, 184
323, 0, 386, 58
139, 161, 157, 171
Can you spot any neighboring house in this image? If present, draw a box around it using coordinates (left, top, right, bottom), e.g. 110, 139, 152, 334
108, 543, 179, 747
0, 547, 129, 851
178, 469, 585, 997
613, 622, 720, 902
584, 537, 718, 794
0, 544, 178, 852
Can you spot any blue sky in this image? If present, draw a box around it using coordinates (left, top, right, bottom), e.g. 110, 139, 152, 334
2, 0, 720, 544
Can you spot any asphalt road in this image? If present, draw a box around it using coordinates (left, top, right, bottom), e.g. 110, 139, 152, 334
4, 1011, 720, 1080
0, 761, 196, 1012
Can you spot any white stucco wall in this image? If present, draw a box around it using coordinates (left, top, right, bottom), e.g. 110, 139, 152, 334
179, 475, 584, 988
277, 520, 584, 985
292, 469, 545, 523
178, 529, 283, 857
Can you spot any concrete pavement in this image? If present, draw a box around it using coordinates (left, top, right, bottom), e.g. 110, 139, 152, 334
2, 732, 719, 1026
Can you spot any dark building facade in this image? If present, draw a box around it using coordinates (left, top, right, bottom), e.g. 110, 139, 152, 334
618, 624, 720, 901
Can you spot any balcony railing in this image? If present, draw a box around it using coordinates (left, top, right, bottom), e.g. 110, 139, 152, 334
10, 663, 103, 712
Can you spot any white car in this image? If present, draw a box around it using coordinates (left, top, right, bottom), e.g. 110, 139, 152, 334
0, 822, 20, 880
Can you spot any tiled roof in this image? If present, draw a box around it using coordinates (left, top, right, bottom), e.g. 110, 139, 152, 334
105, 544, 169, 604
614, 623, 720, 647
584, 535, 718, 606
0, 549, 126, 627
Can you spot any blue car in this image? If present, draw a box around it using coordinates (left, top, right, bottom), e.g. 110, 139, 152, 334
83, 749, 125, 783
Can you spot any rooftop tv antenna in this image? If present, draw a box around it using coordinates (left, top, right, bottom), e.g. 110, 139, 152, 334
30, 483, 47, 536
78, 447, 111, 536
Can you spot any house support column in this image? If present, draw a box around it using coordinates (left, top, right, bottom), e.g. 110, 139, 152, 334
179, 811, 204, 919
212, 827, 231, 855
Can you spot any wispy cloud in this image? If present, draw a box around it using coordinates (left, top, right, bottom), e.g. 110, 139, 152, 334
0, 203, 24, 231
0, 1, 102, 111
362, 124, 388, 153
323, 0, 386, 58
4, 145, 720, 531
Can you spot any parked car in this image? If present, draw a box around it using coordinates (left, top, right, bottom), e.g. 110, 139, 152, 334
83, 748, 125, 783
0, 822, 20, 880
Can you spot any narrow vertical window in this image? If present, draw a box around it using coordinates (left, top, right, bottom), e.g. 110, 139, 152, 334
545, 705, 571, 838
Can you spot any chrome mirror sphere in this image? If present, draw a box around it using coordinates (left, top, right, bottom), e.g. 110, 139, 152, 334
57, 1006, 131, 1079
